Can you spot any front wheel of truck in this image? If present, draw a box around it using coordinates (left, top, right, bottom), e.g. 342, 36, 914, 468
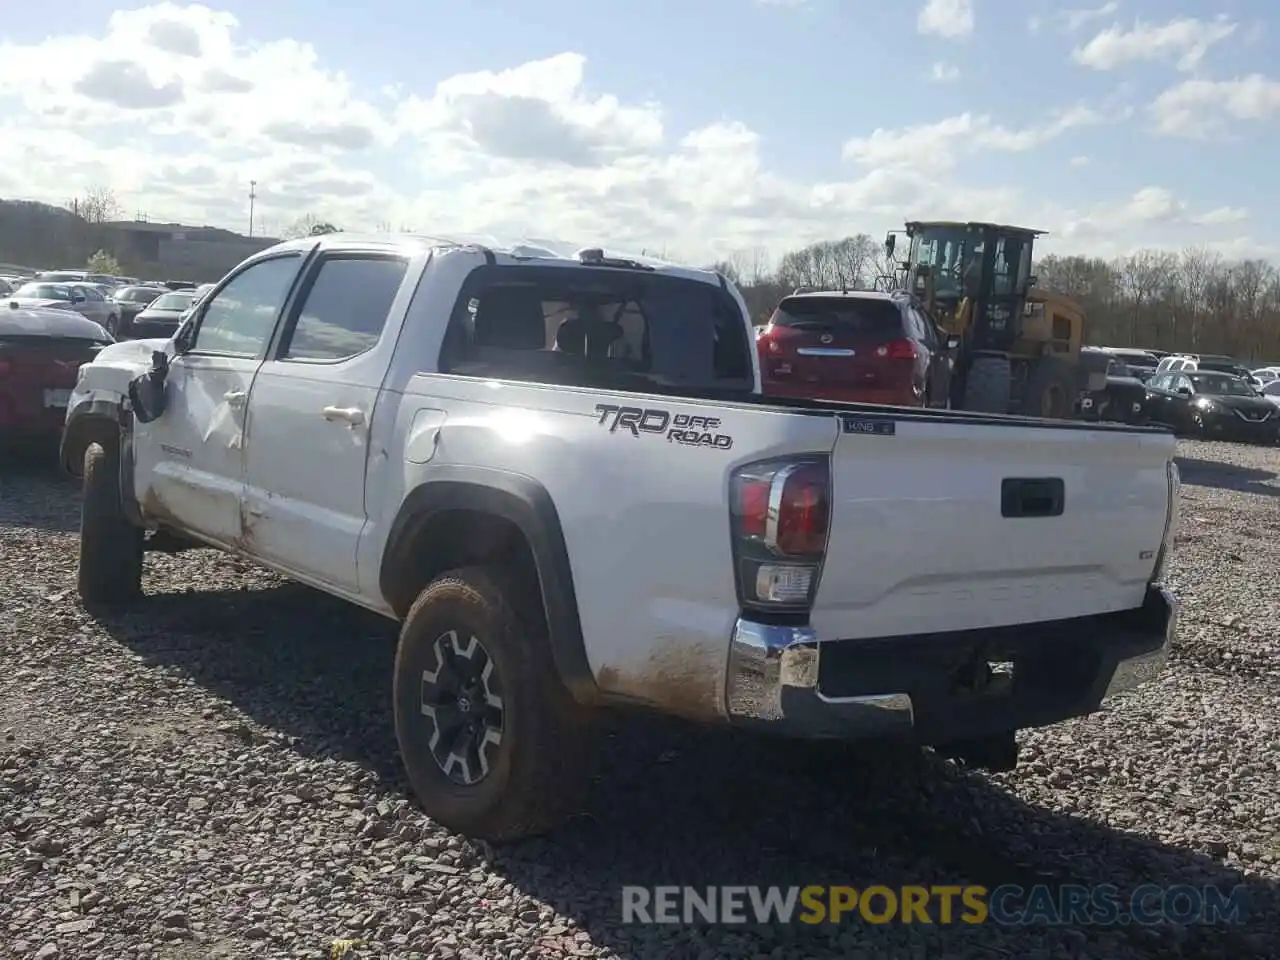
77, 441, 144, 606
393, 565, 598, 842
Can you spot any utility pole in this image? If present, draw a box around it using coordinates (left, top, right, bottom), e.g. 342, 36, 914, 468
248, 180, 257, 238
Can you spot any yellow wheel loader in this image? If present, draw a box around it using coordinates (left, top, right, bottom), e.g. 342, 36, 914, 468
883, 221, 1109, 417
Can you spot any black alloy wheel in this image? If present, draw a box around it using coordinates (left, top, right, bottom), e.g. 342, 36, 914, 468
419, 629, 506, 786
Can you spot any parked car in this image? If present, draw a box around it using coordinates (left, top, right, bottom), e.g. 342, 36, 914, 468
1101, 347, 1159, 382
8, 281, 118, 332
37, 269, 89, 283
1079, 355, 1149, 424
0, 278, 13, 296
1260, 379, 1280, 410
1251, 367, 1280, 385
108, 285, 168, 338
1144, 371, 1279, 443
65, 234, 1179, 841
126, 289, 197, 340
756, 289, 958, 406
0, 303, 112, 445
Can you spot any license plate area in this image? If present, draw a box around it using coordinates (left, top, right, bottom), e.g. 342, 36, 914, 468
43, 388, 71, 409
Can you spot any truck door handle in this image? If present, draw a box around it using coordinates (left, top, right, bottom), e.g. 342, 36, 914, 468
1001, 478, 1065, 518
223, 390, 247, 408
322, 405, 366, 426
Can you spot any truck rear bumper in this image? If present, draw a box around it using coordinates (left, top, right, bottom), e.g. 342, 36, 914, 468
725, 586, 1176, 744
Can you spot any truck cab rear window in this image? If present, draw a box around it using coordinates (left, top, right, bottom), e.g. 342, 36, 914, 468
439, 265, 753, 392
772, 297, 902, 336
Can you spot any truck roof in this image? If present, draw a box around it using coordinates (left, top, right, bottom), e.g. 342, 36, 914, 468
265, 232, 728, 287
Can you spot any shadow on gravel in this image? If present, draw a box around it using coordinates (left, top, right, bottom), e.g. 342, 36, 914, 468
91, 582, 1279, 960
0, 443, 79, 533
1176, 456, 1280, 498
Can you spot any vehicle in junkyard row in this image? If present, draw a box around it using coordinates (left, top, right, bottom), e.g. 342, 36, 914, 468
8, 281, 118, 332
126, 289, 197, 340
108, 285, 168, 338
0, 303, 112, 445
1078, 351, 1150, 425
1144, 370, 1280, 444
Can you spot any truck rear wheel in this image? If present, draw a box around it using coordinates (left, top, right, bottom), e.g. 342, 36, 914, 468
77, 442, 144, 605
393, 566, 597, 841
1023, 357, 1077, 419
961, 355, 1011, 413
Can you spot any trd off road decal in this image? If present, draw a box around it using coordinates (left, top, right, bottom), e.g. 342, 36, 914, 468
594, 404, 734, 450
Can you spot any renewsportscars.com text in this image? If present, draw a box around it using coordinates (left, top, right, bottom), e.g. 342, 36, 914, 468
620, 884, 1249, 927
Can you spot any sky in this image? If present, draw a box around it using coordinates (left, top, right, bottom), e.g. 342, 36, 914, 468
0, 1, 1277, 266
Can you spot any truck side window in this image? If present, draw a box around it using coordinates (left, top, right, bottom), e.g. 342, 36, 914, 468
281, 256, 408, 362
193, 255, 301, 357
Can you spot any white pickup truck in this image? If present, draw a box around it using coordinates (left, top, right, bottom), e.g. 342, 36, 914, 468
62, 234, 1180, 841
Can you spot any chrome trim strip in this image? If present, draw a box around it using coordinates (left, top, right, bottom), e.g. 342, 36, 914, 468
763, 462, 801, 554
796, 347, 855, 357
815, 691, 915, 724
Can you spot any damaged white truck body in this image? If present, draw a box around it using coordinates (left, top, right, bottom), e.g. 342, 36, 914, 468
63, 233, 1180, 841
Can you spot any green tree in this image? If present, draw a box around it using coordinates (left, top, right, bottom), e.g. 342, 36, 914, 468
85, 249, 122, 274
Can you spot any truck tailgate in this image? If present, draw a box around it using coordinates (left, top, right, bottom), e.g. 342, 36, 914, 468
810, 416, 1175, 640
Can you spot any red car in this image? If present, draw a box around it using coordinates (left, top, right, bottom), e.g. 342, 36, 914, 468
757, 290, 957, 407
0, 303, 112, 446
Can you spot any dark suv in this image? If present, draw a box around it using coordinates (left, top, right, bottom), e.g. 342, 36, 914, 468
756, 290, 958, 407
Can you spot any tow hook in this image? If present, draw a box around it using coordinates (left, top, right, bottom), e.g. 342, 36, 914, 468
935, 732, 1020, 772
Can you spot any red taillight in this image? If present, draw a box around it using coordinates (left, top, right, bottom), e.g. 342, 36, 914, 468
730, 458, 831, 612
775, 464, 829, 556
737, 478, 770, 537
876, 338, 918, 361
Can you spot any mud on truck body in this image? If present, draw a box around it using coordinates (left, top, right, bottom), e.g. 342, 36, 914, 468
63, 234, 1180, 841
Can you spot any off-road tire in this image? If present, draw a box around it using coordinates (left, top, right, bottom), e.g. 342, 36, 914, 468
393, 566, 598, 842
1023, 356, 1077, 419
961, 355, 1011, 413
77, 441, 144, 605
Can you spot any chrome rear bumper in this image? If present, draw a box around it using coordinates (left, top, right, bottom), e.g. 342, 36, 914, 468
725, 586, 1177, 741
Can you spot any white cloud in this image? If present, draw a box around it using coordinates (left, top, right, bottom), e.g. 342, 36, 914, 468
1070, 155, 1090, 167
1063, 3, 1119, 32
1074, 16, 1238, 72
0, 3, 1254, 263
1030, 3, 1120, 36
917, 0, 974, 40
1059, 187, 1244, 243
842, 107, 1105, 173
929, 62, 960, 82
1150, 74, 1280, 137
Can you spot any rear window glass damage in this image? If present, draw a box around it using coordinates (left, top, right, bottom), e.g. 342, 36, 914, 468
439, 266, 754, 393
772, 297, 903, 337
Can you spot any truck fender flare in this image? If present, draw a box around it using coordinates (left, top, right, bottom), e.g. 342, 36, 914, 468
380, 466, 597, 702
60, 395, 124, 475
61, 394, 144, 526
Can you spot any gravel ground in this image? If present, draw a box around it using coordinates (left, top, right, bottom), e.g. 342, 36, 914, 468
1, 438, 1278, 960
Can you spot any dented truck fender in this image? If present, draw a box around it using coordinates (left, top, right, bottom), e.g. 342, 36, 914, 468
379, 465, 600, 705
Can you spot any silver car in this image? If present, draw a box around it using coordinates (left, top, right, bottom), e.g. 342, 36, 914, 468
8, 281, 119, 332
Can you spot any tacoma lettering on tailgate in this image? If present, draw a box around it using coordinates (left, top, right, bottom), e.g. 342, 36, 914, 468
594, 404, 734, 450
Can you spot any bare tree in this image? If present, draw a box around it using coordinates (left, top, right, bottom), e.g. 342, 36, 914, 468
282, 213, 341, 239
67, 186, 122, 224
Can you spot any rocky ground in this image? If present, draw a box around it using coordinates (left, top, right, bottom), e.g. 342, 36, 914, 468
1, 439, 1278, 960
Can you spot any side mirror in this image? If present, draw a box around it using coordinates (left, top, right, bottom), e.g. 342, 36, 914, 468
71, 294, 86, 304
884, 233, 896, 256
1176, 387, 1192, 397
944, 334, 962, 350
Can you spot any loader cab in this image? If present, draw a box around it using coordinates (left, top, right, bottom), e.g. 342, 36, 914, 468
889, 221, 1041, 353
